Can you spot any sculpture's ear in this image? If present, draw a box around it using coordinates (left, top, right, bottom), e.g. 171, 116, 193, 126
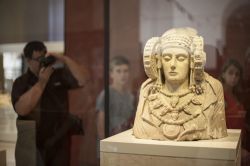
190, 36, 206, 87
143, 37, 161, 80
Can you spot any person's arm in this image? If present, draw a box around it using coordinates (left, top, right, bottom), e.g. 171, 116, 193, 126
50, 54, 89, 87
14, 67, 54, 116
97, 110, 105, 139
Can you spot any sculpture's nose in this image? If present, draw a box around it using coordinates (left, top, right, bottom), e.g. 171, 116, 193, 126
170, 58, 176, 70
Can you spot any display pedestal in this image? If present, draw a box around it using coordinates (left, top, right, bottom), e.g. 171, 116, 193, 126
0, 142, 15, 166
100, 129, 241, 166
0, 150, 6, 166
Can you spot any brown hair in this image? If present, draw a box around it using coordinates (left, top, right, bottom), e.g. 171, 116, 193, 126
110, 56, 130, 72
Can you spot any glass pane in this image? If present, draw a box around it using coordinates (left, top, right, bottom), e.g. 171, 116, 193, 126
102, 0, 250, 165
139, 0, 250, 164
105, 0, 143, 137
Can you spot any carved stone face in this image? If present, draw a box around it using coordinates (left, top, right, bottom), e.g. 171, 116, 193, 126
161, 47, 190, 86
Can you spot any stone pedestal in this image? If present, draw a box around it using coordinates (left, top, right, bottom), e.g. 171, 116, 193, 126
100, 129, 241, 166
0, 142, 16, 166
0, 150, 6, 166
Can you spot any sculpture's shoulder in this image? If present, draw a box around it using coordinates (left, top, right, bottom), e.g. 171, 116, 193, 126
204, 72, 223, 95
203, 73, 227, 138
139, 79, 155, 97
133, 79, 164, 139
141, 78, 155, 90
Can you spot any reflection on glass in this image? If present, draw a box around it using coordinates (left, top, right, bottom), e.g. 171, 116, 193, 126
10, 41, 85, 166
0, 52, 21, 138
93, 0, 250, 164
3, 52, 22, 92
0, 52, 21, 166
220, 59, 245, 129
96, 56, 135, 139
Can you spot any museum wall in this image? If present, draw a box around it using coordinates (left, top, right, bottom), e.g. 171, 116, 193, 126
224, 2, 250, 62
110, 0, 142, 94
65, 0, 141, 165
65, 0, 104, 165
139, 0, 174, 47
0, 0, 64, 43
139, 0, 250, 75
0, 0, 49, 43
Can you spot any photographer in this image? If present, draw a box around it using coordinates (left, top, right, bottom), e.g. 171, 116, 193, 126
11, 41, 88, 166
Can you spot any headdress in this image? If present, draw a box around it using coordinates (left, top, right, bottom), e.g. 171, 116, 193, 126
143, 27, 206, 92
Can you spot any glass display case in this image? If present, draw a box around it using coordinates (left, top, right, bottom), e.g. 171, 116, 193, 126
1, 0, 250, 166
100, 1, 250, 166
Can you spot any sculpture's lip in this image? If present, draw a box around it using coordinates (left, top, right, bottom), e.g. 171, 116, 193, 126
169, 72, 177, 76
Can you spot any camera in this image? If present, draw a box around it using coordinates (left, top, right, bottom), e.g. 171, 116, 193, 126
39, 55, 56, 67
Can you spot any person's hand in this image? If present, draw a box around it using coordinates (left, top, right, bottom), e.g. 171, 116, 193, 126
38, 66, 54, 88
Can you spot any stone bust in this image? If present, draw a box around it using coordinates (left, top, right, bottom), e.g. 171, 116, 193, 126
133, 27, 227, 141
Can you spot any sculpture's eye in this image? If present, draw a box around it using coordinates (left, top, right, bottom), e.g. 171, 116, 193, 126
163, 54, 172, 61
176, 54, 187, 62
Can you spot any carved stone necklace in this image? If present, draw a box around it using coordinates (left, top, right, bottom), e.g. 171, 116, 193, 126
149, 90, 195, 123
148, 88, 201, 139
159, 88, 192, 108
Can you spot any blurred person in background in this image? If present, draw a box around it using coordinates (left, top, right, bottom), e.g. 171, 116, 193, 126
220, 58, 249, 165
11, 41, 88, 166
96, 56, 135, 159
220, 58, 246, 129
96, 55, 135, 138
